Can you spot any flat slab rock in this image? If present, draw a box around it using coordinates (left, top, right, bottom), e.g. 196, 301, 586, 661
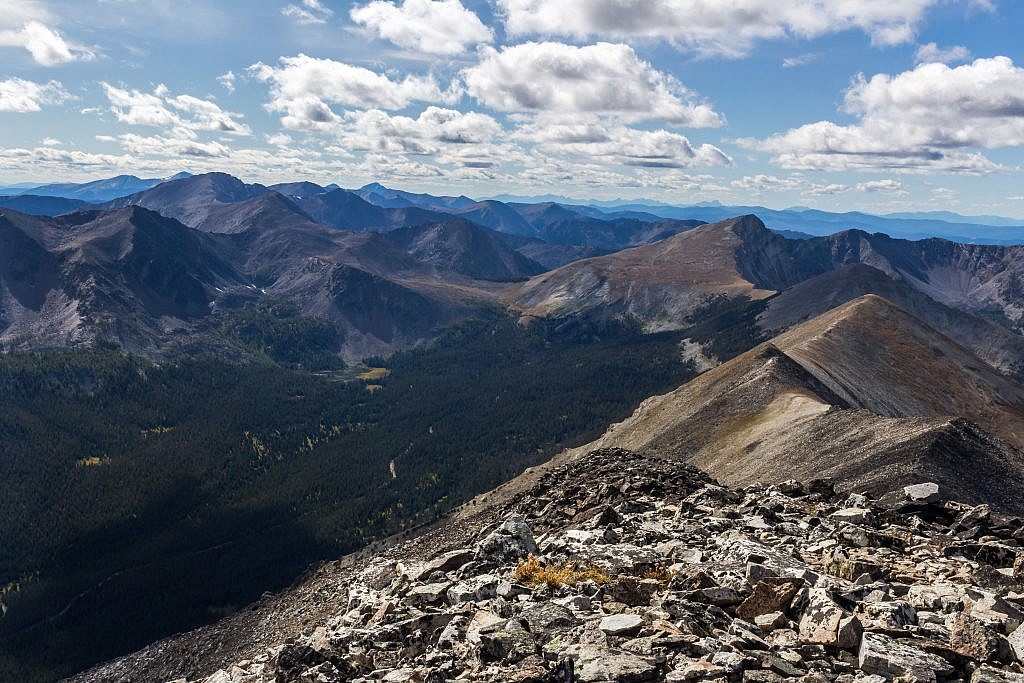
574, 648, 659, 683
859, 632, 956, 683
599, 613, 645, 636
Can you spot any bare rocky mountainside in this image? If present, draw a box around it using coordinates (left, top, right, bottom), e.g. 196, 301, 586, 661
0, 194, 505, 361
511, 216, 1024, 374
65, 296, 1024, 683
70, 447, 1024, 683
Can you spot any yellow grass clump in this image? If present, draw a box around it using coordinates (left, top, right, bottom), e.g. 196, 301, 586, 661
513, 555, 609, 588
357, 367, 390, 381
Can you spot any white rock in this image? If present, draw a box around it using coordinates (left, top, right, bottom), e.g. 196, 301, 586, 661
598, 613, 644, 636
831, 508, 873, 524
1009, 622, 1024, 663
904, 483, 941, 504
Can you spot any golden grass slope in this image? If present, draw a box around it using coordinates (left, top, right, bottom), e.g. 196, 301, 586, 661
509, 216, 774, 325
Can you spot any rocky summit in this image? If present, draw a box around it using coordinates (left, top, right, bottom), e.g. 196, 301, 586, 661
76, 448, 1024, 683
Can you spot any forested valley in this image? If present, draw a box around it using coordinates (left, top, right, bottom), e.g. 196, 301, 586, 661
0, 311, 695, 682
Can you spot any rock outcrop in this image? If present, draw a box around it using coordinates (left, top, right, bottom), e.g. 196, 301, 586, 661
72, 448, 1024, 683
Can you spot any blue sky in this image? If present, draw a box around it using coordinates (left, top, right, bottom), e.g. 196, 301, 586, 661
1, 0, 1023, 216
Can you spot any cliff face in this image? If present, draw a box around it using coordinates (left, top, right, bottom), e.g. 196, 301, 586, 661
70, 448, 1024, 683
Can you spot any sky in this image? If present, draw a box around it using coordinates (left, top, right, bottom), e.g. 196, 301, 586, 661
1, 0, 1023, 216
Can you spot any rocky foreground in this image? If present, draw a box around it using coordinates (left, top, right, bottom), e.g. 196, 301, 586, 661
129, 449, 1024, 682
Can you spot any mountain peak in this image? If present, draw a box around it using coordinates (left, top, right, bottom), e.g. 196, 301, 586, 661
725, 213, 770, 236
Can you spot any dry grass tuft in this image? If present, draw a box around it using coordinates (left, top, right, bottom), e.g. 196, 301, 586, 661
513, 555, 609, 588
641, 565, 675, 585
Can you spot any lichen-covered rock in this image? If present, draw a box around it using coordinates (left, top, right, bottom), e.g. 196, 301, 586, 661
574, 647, 659, 683
798, 589, 853, 647
858, 632, 955, 683
972, 665, 1024, 683
736, 578, 803, 620
950, 612, 1011, 661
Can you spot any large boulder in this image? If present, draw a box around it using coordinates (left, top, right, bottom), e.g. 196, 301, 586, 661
572, 647, 659, 683
476, 516, 539, 564
599, 614, 645, 637
736, 578, 803, 620
798, 589, 861, 648
858, 632, 954, 683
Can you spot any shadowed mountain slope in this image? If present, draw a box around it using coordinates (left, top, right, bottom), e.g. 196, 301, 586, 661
105, 172, 269, 229
288, 188, 450, 233
0, 206, 242, 351
491, 232, 610, 270
0, 195, 93, 216
508, 201, 704, 249
386, 218, 546, 281
0, 203, 501, 361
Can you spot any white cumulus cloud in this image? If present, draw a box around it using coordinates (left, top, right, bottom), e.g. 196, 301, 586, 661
914, 42, 971, 64
750, 57, 1024, 174
856, 179, 909, 195
218, 71, 237, 94
514, 117, 731, 168
250, 54, 455, 131
497, 0, 943, 57
0, 78, 71, 113
730, 174, 847, 196
351, 0, 493, 55
339, 106, 503, 157
102, 83, 252, 137
463, 42, 722, 126
0, 21, 93, 66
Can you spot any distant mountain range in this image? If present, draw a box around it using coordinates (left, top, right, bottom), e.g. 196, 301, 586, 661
7, 172, 1024, 370
3, 172, 1024, 243
0, 172, 192, 203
